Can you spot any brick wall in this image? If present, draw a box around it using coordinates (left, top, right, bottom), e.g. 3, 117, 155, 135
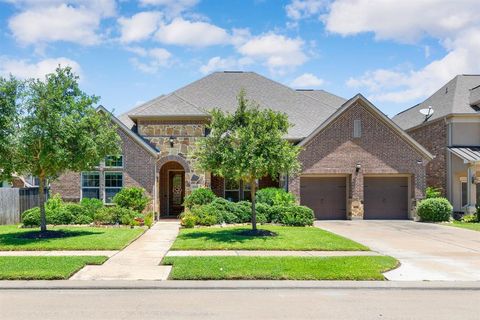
407, 119, 447, 196
50, 127, 156, 204
289, 101, 428, 218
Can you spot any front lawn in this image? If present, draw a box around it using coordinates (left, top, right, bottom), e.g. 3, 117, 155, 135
171, 226, 368, 251
0, 256, 107, 280
0, 225, 144, 251
443, 221, 480, 232
162, 256, 398, 280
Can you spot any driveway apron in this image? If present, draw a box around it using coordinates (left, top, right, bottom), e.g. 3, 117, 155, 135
315, 220, 480, 281
70, 221, 179, 280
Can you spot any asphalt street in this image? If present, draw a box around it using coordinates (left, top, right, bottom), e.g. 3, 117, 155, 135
1, 287, 479, 320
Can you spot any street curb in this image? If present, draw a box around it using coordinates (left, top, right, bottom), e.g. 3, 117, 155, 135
1, 280, 479, 290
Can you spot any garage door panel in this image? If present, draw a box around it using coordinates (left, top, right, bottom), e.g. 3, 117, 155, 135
364, 177, 408, 219
300, 177, 347, 220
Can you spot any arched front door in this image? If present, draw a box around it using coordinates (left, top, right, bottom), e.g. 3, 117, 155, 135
159, 161, 185, 216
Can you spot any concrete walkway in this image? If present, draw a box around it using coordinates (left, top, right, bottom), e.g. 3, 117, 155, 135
315, 220, 480, 281
0, 251, 118, 257
166, 250, 381, 257
70, 221, 179, 281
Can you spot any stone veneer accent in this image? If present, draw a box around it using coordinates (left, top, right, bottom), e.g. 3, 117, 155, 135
288, 101, 428, 219
407, 118, 447, 196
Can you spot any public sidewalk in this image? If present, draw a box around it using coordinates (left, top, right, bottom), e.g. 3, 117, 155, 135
70, 221, 179, 281
0, 251, 118, 257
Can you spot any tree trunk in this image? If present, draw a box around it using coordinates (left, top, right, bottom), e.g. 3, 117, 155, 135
250, 179, 257, 231
39, 176, 47, 232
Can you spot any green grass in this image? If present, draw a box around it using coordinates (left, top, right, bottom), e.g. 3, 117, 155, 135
162, 256, 398, 280
0, 256, 107, 280
171, 226, 368, 251
442, 221, 480, 232
0, 225, 144, 251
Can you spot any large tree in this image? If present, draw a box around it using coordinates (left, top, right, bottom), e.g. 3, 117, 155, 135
0, 76, 22, 182
17, 66, 121, 232
195, 90, 301, 231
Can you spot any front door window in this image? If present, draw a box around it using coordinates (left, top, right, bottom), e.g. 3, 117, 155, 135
169, 171, 185, 215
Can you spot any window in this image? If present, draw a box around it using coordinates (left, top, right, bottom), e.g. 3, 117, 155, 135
82, 172, 100, 199
461, 181, 480, 207
243, 181, 251, 201
104, 172, 123, 203
353, 119, 362, 138
105, 155, 123, 168
224, 178, 240, 202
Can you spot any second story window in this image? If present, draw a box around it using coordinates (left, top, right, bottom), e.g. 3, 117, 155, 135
105, 155, 123, 168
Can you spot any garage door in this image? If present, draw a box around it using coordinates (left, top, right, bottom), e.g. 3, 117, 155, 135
300, 177, 347, 220
364, 177, 408, 219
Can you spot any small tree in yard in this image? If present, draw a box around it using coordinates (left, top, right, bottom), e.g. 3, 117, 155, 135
194, 90, 301, 233
0, 76, 22, 182
16, 66, 121, 233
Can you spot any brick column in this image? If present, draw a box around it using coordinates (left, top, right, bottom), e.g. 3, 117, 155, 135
349, 172, 364, 219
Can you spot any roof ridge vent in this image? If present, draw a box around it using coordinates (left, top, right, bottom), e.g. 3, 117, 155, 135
223, 71, 244, 73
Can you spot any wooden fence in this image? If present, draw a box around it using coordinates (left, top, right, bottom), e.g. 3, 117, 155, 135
0, 188, 48, 225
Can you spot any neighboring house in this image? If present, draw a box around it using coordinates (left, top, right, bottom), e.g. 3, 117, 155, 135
1, 174, 39, 188
393, 75, 480, 214
51, 71, 432, 220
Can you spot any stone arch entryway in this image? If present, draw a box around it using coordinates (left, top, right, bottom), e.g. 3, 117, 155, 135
158, 156, 189, 217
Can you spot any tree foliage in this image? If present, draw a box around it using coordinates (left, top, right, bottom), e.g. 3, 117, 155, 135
0, 66, 121, 232
194, 90, 301, 231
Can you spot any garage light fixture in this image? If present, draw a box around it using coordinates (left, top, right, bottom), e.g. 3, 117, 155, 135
355, 163, 361, 173
169, 136, 175, 148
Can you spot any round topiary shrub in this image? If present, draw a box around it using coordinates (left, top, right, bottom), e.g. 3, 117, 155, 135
183, 188, 217, 209
22, 207, 41, 227
417, 197, 452, 222
113, 187, 150, 212
280, 205, 314, 226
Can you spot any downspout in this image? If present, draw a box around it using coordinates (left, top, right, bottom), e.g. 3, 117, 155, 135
154, 158, 158, 221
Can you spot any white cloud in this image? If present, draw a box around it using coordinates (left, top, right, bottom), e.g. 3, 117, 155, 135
238, 33, 307, 72
318, 0, 480, 104
118, 11, 162, 43
155, 18, 230, 47
291, 73, 324, 88
7, 1, 116, 45
286, 0, 325, 20
127, 47, 172, 73
0, 56, 82, 79
199, 56, 253, 74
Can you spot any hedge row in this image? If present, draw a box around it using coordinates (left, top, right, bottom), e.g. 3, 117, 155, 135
180, 187, 314, 228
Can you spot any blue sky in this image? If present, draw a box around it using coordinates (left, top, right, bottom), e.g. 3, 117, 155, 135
0, 0, 479, 117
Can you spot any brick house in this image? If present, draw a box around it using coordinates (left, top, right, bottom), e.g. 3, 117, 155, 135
51, 71, 433, 220
393, 75, 480, 214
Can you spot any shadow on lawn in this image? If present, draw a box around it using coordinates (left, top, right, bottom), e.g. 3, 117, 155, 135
179, 228, 277, 243
0, 229, 104, 245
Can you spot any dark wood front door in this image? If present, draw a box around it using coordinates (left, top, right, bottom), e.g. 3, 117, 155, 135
169, 171, 185, 215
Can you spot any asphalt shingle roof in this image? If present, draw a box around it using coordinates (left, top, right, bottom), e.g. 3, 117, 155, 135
127, 71, 346, 139
393, 75, 480, 130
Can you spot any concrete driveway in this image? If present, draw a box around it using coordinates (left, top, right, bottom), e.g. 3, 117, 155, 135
315, 220, 480, 281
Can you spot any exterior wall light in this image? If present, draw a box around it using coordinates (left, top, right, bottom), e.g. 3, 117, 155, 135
169, 136, 175, 148
355, 163, 361, 173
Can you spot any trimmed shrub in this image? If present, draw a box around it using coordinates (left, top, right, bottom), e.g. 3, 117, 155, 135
94, 207, 115, 224
268, 205, 285, 224
425, 186, 442, 199
80, 198, 103, 218
180, 212, 197, 228
236, 201, 252, 223
64, 203, 92, 225
46, 194, 63, 211
417, 197, 452, 222
461, 214, 478, 223
93, 206, 137, 225
280, 205, 314, 226
190, 205, 219, 226
21, 207, 41, 227
48, 206, 73, 225
255, 203, 270, 224
256, 188, 296, 207
113, 187, 150, 212
183, 188, 216, 209
144, 211, 154, 228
